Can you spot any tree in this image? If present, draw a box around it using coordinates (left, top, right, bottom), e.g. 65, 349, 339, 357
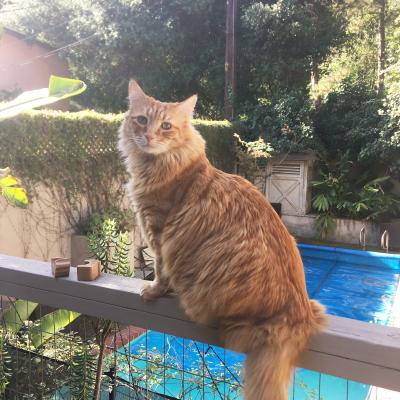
224, 0, 237, 120
237, 0, 346, 109
377, 0, 386, 95
7, 0, 227, 117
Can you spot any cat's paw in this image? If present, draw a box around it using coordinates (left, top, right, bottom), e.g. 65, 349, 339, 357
140, 281, 168, 302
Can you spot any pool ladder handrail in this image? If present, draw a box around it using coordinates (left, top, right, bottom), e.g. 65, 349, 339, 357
359, 226, 366, 250
381, 230, 390, 253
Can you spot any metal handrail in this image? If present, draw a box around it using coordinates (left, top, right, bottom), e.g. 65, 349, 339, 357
359, 226, 366, 250
381, 230, 390, 253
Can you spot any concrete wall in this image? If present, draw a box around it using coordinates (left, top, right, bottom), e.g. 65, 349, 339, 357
283, 214, 382, 247
0, 186, 70, 260
0, 31, 70, 110
0, 185, 139, 264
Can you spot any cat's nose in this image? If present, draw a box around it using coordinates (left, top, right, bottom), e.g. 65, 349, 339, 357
145, 133, 154, 142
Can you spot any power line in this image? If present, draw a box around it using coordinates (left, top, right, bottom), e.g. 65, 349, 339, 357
0, 6, 33, 14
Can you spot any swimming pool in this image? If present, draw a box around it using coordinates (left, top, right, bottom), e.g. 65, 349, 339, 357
116, 244, 400, 399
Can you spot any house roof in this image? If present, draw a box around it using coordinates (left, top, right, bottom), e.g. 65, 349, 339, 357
270, 151, 319, 162
2, 27, 55, 51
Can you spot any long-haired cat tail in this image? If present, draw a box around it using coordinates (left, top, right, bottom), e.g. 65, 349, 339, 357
119, 80, 327, 400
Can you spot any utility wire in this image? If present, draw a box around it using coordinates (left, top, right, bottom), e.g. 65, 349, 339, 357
0, 6, 32, 14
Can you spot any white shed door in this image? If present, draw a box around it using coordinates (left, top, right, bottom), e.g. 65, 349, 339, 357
265, 162, 305, 216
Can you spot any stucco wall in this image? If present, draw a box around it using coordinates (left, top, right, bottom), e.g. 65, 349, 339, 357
0, 31, 70, 110
0, 185, 139, 266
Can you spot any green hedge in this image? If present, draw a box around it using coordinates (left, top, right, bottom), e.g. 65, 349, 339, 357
0, 110, 237, 181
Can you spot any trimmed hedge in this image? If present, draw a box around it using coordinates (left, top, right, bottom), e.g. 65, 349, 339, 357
0, 110, 237, 183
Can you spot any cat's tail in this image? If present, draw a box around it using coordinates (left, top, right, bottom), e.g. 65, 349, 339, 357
222, 300, 327, 400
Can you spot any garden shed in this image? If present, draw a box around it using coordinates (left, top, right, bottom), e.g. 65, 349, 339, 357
265, 152, 318, 217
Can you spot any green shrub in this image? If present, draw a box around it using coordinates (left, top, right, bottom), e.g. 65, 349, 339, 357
312, 161, 400, 237
239, 90, 316, 154
192, 119, 237, 172
313, 80, 384, 163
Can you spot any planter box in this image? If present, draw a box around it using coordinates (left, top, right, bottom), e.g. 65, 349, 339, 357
70, 234, 91, 267
282, 215, 381, 247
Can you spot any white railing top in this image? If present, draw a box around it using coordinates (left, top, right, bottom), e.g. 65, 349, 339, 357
0, 253, 399, 392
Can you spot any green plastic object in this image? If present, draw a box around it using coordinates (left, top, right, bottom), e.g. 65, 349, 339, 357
0, 75, 86, 119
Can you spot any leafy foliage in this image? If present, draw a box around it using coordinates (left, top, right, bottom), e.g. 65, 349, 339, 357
314, 80, 384, 163
0, 334, 11, 395
88, 219, 132, 277
234, 133, 272, 180
361, 75, 400, 178
82, 207, 134, 237
312, 161, 400, 236
5, 0, 344, 119
240, 90, 317, 153
238, 0, 346, 107
87, 218, 135, 399
2, 299, 81, 351
30, 310, 80, 348
5, 0, 226, 117
3, 299, 38, 334
5, 344, 70, 398
3, 0, 399, 174
70, 341, 97, 400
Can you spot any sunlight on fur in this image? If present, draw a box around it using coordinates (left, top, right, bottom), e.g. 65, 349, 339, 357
118, 80, 327, 400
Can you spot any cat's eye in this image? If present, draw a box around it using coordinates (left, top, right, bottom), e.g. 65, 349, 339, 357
161, 122, 172, 130
136, 115, 148, 125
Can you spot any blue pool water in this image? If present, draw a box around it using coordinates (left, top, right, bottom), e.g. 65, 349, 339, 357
117, 244, 400, 399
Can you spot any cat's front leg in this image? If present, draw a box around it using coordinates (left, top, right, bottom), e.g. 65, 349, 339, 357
141, 256, 171, 301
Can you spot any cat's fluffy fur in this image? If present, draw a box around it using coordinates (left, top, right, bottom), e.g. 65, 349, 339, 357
119, 80, 327, 400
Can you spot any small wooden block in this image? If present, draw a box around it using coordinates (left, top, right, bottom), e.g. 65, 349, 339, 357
51, 258, 71, 278
77, 259, 101, 281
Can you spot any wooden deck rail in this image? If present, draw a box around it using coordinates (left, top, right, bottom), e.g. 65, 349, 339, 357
0, 253, 399, 392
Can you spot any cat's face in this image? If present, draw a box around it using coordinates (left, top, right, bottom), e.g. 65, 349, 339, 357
124, 80, 197, 155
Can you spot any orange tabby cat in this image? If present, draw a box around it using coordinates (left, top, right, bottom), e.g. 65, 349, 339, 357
119, 80, 327, 400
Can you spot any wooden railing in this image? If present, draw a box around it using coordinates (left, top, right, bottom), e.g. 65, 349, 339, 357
0, 253, 399, 392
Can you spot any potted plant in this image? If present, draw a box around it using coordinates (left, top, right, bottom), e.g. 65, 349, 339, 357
70, 207, 134, 267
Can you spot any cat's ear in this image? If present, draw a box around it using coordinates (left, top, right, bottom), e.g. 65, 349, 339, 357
177, 94, 197, 117
128, 80, 146, 101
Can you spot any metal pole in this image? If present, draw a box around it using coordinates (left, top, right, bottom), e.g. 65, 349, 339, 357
224, 0, 237, 120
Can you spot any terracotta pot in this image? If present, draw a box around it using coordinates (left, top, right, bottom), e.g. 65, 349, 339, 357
70, 234, 91, 267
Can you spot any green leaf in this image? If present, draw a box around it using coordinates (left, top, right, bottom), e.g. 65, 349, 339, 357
315, 213, 336, 238
0, 75, 86, 119
0, 174, 29, 208
30, 309, 80, 348
70, 341, 97, 399
313, 194, 330, 212
0, 175, 18, 188
0, 335, 11, 394
3, 300, 38, 333
2, 185, 28, 208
